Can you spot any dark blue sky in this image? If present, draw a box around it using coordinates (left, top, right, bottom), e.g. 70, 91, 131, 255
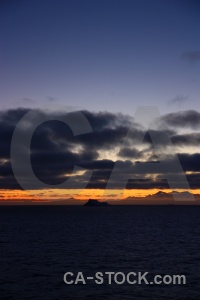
1, 0, 200, 114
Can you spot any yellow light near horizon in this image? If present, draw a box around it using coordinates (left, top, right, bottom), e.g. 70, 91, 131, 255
1, 188, 200, 203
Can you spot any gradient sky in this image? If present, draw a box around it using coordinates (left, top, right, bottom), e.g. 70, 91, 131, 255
1, 0, 200, 114
1, 0, 200, 203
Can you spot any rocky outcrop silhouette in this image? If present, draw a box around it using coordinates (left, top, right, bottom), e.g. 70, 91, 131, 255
84, 199, 110, 206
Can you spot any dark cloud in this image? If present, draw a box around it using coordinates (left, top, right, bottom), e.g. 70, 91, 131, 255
0, 108, 30, 159
0, 108, 132, 188
181, 50, 200, 62
126, 178, 170, 189
80, 159, 114, 170
0, 108, 200, 190
0, 107, 29, 124
81, 110, 133, 131
186, 173, 200, 189
177, 153, 200, 172
171, 133, 200, 146
84, 153, 200, 189
118, 147, 142, 159
160, 110, 200, 129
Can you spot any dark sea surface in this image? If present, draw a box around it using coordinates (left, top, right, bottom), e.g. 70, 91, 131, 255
0, 206, 200, 300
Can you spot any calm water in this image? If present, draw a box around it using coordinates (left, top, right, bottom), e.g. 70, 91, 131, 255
0, 206, 200, 300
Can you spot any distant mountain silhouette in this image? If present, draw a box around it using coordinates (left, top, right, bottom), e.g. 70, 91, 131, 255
154, 191, 168, 197
84, 199, 110, 207
108, 191, 199, 205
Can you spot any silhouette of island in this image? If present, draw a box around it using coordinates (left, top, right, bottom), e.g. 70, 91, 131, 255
84, 199, 110, 207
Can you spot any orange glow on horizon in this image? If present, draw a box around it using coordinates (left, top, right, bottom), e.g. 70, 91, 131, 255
0, 188, 200, 203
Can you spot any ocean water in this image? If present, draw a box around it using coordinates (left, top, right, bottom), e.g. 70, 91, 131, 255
0, 206, 200, 300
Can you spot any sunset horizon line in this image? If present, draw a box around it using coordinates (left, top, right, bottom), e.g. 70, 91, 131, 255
1, 188, 200, 205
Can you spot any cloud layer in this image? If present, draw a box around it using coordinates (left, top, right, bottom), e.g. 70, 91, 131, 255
1, 108, 200, 190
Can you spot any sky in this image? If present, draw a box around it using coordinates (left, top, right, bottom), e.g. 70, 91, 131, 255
0, 0, 200, 203
1, 0, 200, 113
